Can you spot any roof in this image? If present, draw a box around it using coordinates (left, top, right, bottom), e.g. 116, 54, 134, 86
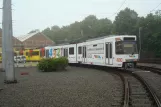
0, 28, 22, 45
16, 31, 39, 42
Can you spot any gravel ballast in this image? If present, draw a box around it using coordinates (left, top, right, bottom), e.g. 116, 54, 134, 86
135, 71, 161, 101
0, 66, 122, 107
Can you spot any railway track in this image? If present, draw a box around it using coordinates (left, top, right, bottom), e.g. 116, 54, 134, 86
129, 67, 161, 105
137, 65, 161, 75
71, 64, 161, 106
94, 67, 161, 107
115, 69, 160, 107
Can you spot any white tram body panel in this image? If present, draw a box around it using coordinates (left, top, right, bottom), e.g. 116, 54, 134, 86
44, 35, 138, 68
45, 46, 64, 58
77, 35, 138, 67
45, 44, 77, 63
44, 46, 53, 58
63, 44, 77, 63
77, 42, 84, 63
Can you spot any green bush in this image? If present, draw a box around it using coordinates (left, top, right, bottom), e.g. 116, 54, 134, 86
37, 57, 68, 72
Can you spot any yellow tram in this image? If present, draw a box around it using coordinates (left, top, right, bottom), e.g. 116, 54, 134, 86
23, 48, 45, 61
0, 48, 45, 62
0, 52, 2, 62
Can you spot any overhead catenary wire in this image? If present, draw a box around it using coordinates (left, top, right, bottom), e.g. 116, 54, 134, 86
107, 0, 127, 19
150, 3, 161, 13
140, 2, 161, 29
56, 0, 128, 43
138, 2, 161, 59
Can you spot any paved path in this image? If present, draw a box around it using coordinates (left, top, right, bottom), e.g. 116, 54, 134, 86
0, 66, 122, 107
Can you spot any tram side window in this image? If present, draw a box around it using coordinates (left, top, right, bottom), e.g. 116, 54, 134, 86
110, 43, 112, 58
46, 50, 49, 58
78, 47, 82, 54
64, 49, 68, 57
26, 52, 29, 56
106, 44, 108, 58
40, 50, 42, 57
85, 47, 86, 58
64, 49, 66, 57
82, 46, 86, 58
32, 51, 39, 56
69, 47, 74, 55
115, 41, 124, 54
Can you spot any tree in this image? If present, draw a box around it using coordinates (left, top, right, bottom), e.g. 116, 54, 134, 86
113, 8, 138, 35
28, 29, 39, 34
51, 25, 60, 32
139, 11, 161, 57
40, 9, 161, 58
97, 18, 113, 36
42, 27, 53, 40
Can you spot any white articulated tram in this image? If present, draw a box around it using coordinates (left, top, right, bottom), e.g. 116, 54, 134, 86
45, 35, 138, 68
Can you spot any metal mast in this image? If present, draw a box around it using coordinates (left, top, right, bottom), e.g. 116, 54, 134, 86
2, 0, 17, 83
2, 0, 6, 72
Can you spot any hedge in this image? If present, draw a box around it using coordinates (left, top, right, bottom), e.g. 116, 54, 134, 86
37, 57, 68, 72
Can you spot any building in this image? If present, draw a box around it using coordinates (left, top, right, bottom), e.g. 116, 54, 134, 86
0, 28, 22, 52
0, 28, 55, 52
16, 31, 55, 49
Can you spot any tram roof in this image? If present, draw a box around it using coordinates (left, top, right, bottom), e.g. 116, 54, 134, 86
86, 35, 136, 42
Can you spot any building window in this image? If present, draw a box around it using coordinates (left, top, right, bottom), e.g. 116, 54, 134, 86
69, 47, 74, 55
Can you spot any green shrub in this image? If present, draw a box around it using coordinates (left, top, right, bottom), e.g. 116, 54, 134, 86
37, 57, 68, 72
55, 57, 68, 70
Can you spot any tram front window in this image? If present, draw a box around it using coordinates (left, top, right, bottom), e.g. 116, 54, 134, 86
116, 41, 138, 54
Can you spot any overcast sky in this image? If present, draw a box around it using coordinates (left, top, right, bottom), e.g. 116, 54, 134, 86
0, 0, 160, 37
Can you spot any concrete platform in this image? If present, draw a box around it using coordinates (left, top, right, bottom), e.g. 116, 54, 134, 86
137, 63, 161, 69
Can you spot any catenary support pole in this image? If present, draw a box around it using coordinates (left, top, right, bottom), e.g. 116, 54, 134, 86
3, 0, 17, 83
139, 27, 142, 60
2, 0, 6, 72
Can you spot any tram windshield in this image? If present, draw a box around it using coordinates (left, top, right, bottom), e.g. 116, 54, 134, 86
116, 41, 138, 54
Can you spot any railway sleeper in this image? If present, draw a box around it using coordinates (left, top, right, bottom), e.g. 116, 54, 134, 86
130, 104, 157, 107
130, 94, 151, 99
130, 86, 146, 90
131, 91, 148, 95
113, 99, 123, 103
130, 98, 153, 104
111, 102, 122, 106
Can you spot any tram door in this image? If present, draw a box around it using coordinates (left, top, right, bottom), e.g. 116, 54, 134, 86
82, 46, 86, 63
105, 42, 113, 65
64, 48, 68, 58
45, 49, 49, 58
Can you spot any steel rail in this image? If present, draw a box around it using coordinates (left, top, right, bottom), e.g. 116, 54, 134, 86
131, 71, 161, 107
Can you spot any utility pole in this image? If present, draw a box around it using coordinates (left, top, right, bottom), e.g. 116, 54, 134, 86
139, 27, 142, 60
3, 0, 17, 83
